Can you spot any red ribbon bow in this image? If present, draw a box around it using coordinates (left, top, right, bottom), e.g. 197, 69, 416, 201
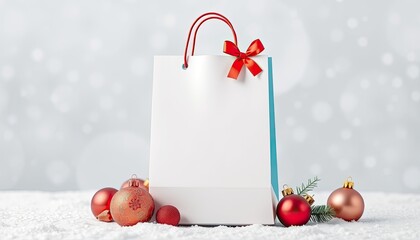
223, 39, 265, 79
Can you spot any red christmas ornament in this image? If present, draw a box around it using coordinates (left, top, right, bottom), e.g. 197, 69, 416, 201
327, 177, 364, 221
276, 185, 311, 227
90, 187, 118, 222
156, 205, 181, 226
120, 174, 149, 191
110, 177, 155, 226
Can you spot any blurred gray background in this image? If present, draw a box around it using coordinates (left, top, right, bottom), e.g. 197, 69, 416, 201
1, 0, 419, 193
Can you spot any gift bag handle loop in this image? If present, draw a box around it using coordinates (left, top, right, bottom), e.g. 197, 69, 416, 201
183, 12, 238, 69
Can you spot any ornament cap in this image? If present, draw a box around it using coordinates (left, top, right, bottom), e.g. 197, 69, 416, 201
144, 178, 149, 188
281, 184, 294, 196
129, 174, 140, 187
343, 176, 354, 189
304, 194, 315, 206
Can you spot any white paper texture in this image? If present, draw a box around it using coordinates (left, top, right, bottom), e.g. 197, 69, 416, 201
149, 55, 275, 224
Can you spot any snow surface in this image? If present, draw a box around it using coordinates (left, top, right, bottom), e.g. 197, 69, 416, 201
0, 191, 419, 240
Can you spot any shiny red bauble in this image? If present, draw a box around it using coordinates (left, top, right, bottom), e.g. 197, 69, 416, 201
90, 187, 118, 222
276, 194, 311, 227
110, 184, 155, 226
156, 205, 181, 226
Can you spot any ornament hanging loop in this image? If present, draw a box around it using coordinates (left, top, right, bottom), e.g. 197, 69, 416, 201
343, 176, 354, 189
281, 184, 294, 197
129, 174, 140, 187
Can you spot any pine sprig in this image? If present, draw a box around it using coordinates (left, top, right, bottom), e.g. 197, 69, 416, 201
310, 205, 335, 223
296, 176, 320, 196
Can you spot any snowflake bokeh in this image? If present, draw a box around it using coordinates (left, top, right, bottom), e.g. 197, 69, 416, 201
0, 0, 419, 192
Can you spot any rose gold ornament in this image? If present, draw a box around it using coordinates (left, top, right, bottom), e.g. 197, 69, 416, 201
327, 177, 364, 221
90, 187, 118, 222
110, 176, 155, 226
120, 174, 149, 191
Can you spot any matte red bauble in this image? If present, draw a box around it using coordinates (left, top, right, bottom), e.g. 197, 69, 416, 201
327, 177, 364, 221
120, 174, 149, 191
156, 205, 181, 226
110, 178, 155, 226
90, 187, 118, 222
276, 186, 311, 227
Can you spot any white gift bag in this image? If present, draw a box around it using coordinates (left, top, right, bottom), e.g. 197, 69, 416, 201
149, 12, 279, 225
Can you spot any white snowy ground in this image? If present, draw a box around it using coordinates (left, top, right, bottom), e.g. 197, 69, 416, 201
0, 191, 419, 240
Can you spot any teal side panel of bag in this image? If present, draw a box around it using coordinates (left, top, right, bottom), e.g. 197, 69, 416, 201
268, 57, 279, 199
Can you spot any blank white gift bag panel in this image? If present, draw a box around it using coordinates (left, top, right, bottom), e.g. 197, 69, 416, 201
149, 55, 279, 225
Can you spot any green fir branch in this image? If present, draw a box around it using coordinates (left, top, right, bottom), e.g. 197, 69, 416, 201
296, 176, 320, 196
310, 205, 335, 223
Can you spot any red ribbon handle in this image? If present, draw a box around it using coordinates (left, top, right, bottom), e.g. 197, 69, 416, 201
223, 39, 265, 79
183, 12, 238, 69
184, 12, 265, 80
